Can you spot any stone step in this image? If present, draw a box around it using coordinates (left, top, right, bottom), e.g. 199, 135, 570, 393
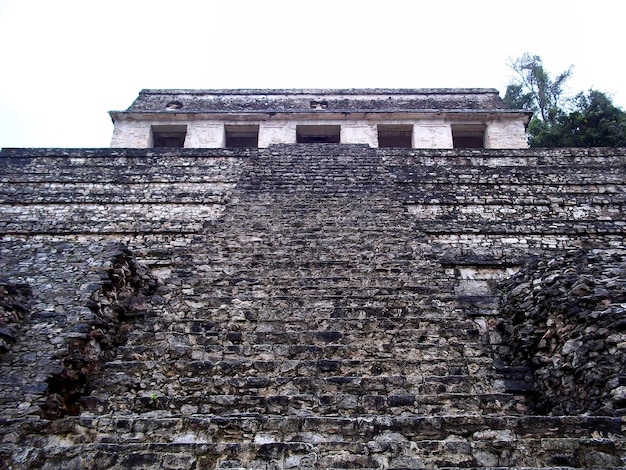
4, 438, 624, 470
418, 219, 626, 236
0, 189, 234, 205
390, 163, 625, 181
168, 258, 441, 270
192, 267, 439, 281
141, 311, 466, 327
119, 340, 486, 363
3, 413, 621, 445
87, 391, 520, 417
118, 332, 486, 361
135, 307, 466, 324
170, 288, 451, 304
185, 252, 432, 266
180, 287, 447, 300
242, 179, 394, 187
146, 294, 461, 314
96, 372, 496, 397
214, 201, 408, 212
115, 341, 485, 362
221, 218, 412, 228
200, 233, 430, 246
107, 356, 496, 377
195, 280, 441, 293
146, 314, 477, 330
124, 318, 480, 340
398, 184, 626, 201
123, 327, 480, 350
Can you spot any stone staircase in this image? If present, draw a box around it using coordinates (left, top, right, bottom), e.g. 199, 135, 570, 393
1, 146, 625, 468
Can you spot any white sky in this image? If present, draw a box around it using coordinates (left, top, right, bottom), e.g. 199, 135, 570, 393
0, 0, 623, 148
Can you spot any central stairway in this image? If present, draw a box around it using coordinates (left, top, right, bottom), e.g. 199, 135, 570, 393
4, 146, 624, 469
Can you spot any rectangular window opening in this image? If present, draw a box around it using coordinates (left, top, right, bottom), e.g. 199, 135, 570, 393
378, 124, 413, 148
296, 125, 340, 144
152, 125, 187, 148
225, 125, 259, 148
452, 124, 485, 148
310, 100, 328, 110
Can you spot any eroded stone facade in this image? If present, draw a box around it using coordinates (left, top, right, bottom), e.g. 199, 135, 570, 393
110, 89, 531, 149
1, 145, 626, 468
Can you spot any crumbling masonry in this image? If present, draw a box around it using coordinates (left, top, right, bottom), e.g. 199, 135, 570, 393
1, 89, 625, 469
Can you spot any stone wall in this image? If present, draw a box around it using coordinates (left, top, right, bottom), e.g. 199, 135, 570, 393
1, 146, 625, 469
497, 248, 626, 416
110, 119, 529, 149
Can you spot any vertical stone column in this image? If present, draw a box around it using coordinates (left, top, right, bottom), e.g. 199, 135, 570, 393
340, 123, 378, 147
484, 119, 529, 148
258, 122, 297, 147
110, 121, 152, 148
185, 123, 225, 148
413, 121, 453, 148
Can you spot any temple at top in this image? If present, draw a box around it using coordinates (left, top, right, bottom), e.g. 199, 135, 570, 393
109, 88, 532, 149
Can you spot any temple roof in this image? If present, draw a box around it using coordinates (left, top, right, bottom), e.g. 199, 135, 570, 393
119, 88, 523, 115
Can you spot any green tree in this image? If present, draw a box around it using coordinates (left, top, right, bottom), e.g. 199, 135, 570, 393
505, 54, 626, 147
529, 90, 626, 147
503, 53, 572, 125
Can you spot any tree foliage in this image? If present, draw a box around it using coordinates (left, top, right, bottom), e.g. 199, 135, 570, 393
504, 53, 626, 147
504, 53, 572, 125
528, 90, 626, 147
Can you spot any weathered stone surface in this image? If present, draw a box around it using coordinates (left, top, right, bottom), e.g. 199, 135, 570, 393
0, 279, 31, 354
0, 240, 156, 422
124, 88, 514, 113
498, 248, 626, 416
110, 89, 531, 149
1, 146, 626, 469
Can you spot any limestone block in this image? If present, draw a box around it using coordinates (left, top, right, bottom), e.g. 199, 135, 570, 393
110, 121, 151, 148
340, 123, 377, 147
259, 122, 296, 147
485, 119, 529, 148
1, 146, 626, 467
185, 122, 224, 148
413, 122, 452, 148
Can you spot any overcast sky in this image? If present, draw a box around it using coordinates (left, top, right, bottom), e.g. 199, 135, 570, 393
0, 0, 623, 149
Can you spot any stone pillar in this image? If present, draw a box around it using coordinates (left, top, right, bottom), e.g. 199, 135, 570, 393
258, 122, 297, 147
413, 122, 453, 148
341, 123, 378, 147
185, 123, 224, 148
110, 121, 151, 148
484, 119, 529, 148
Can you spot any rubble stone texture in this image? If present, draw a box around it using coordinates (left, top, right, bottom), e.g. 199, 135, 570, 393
498, 249, 626, 416
0, 146, 625, 469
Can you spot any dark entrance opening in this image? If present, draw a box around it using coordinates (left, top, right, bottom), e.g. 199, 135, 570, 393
378, 124, 413, 148
296, 125, 341, 143
152, 125, 187, 148
225, 125, 259, 148
452, 124, 485, 148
